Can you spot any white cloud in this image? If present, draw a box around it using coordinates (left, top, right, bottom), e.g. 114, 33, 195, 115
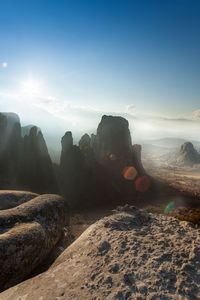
126, 104, 136, 115
191, 109, 200, 120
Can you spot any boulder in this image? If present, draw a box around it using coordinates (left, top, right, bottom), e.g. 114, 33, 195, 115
0, 190, 38, 210
0, 192, 69, 292
1, 206, 200, 299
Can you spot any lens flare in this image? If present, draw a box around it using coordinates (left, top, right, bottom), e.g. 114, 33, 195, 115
164, 201, 175, 214
122, 166, 137, 180
109, 153, 117, 161
2, 62, 7, 68
135, 176, 150, 192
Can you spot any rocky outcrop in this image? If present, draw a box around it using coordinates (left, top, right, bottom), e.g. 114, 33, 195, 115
60, 131, 85, 207
2, 206, 200, 299
175, 142, 200, 167
95, 115, 132, 160
94, 115, 145, 175
0, 190, 38, 210
21, 126, 59, 194
0, 112, 58, 194
0, 191, 69, 292
0, 113, 22, 189
59, 116, 147, 209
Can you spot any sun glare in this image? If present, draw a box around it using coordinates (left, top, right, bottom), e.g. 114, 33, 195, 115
2, 62, 8, 68
21, 79, 41, 96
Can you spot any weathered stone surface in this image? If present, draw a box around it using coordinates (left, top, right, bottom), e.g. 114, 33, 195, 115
0, 192, 69, 292
0, 190, 38, 210
2, 206, 200, 299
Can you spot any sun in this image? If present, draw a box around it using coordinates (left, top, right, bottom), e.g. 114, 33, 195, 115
21, 79, 41, 96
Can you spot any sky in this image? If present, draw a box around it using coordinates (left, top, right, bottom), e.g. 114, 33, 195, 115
0, 0, 200, 143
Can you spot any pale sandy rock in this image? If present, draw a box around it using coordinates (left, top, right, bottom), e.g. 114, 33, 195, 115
1, 206, 200, 299
0, 193, 69, 292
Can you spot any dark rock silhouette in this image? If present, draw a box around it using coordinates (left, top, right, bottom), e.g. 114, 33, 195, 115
95, 115, 132, 160
0, 113, 22, 189
0, 112, 147, 208
0, 113, 58, 194
59, 115, 147, 209
60, 131, 85, 207
21, 126, 59, 194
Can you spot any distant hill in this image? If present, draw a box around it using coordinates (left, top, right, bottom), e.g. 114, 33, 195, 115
175, 142, 200, 167
143, 137, 200, 150
160, 141, 200, 167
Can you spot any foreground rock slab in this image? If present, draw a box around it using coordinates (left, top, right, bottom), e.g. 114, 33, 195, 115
0, 193, 69, 292
0, 190, 38, 210
1, 206, 200, 299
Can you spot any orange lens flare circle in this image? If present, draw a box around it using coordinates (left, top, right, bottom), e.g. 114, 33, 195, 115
135, 176, 150, 192
122, 166, 137, 180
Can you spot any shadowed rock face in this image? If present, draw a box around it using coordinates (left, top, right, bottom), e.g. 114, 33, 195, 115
2, 206, 200, 299
176, 142, 200, 166
59, 115, 146, 209
94, 115, 145, 175
60, 131, 85, 207
0, 112, 58, 194
0, 113, 22, 189
21, 126, 59, 194
95, 115, 132, 160
0, 191, 69, 292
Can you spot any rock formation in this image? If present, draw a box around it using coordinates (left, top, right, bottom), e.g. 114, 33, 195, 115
0, 191, 69, 292
0, 112, 58, 194
60, 131, 85, 207
0, 190, 38, 210
59, 115, 147, 209
1, 206, 200, 299
21, 126, 59, 194
0, 113, 22, 189
175, 142, 200, 167
95, 115, 132, 158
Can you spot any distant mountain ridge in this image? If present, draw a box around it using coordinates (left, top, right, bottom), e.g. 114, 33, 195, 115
144, 137, 200, 150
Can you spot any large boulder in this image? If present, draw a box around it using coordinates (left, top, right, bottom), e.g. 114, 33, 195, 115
0, 190, 38, 210
0, 192, 69, 292
1, 206, 200, 299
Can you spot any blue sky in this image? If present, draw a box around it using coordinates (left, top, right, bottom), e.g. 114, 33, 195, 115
1, 0, 200, 141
